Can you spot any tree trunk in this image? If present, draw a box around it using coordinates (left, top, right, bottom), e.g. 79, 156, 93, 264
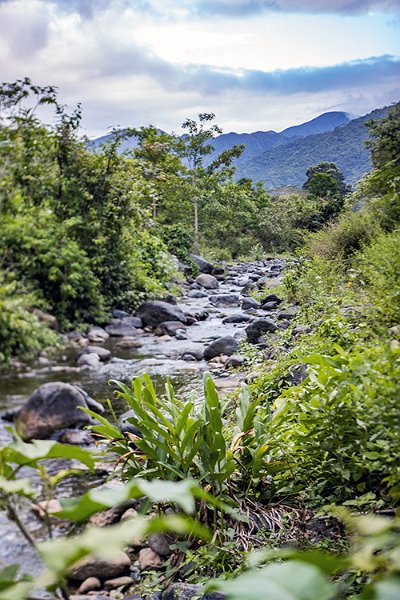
193, 195, 199, 254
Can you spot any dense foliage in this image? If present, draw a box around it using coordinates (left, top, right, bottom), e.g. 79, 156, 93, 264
237, 107, 386, 187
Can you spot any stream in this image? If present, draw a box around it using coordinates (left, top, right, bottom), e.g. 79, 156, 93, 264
0, 258, 284, 583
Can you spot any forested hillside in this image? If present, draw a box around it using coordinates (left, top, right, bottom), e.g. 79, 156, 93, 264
236, 107, 387, 187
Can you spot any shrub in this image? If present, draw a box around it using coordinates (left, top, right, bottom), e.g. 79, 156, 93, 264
356, 229, 400, 327
87, 373, 272, 505
0, 209, 105, 328
265, 344, 400, 504
0, 271, 59, 365
306, 210, 379, 260
160, 222, 194, 261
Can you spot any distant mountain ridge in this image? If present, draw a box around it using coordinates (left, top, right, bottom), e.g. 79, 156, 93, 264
235, 108, 386, 188
89, 108, 386, 188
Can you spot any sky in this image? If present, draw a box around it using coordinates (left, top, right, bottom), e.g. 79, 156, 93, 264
0, 0, 399, 137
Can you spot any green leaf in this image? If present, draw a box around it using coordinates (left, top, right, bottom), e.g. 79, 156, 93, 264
5, 437, 94, 470
210, 561, 335, 600
360, 577, 400, 600
55, 478, 199, 521
0, 477, 34, 497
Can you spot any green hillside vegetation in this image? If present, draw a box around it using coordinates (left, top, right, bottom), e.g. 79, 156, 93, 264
237, 107, 387, 187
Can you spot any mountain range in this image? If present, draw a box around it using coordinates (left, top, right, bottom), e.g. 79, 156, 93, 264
90, 108, 387, 189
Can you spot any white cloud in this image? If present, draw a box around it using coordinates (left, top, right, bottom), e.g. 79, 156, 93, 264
0, 0, 398, 136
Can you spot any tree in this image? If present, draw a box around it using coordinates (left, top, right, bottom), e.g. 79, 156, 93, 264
366, 101, 400, 170
303, 162, 349, 197
178, 113, 244, 254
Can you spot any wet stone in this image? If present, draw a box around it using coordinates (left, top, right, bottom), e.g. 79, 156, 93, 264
203, 336, 239, 360
138, 548, 163, 571
104, 576, 134, 590
78, 577, 101, 594
68, 551, 131, 581
196, 274, 219, 290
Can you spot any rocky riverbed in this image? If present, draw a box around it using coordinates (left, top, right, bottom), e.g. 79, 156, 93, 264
0, 257, 295, 599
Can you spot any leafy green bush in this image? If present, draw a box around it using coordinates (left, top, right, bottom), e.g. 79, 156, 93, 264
356, 229, 400, 327
265, 343, 400, 505
87, 374, 271, 506
306, 210, 379, 260
0, 271, 59, 365
160, 222, 194, 261
0, 210, 105, 328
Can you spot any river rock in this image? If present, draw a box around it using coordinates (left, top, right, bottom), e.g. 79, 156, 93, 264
16, 382, 95, 441
77, 353, 101, 368
155, 321, 187, 336
139, 548, 163, 570
225, 354, 247, 367
292, 325, 312, 337
87, 326, 110, 343
222, 313, 252, 324
246, 318, 277, 343
116, 337, 144, 349
196, 274, 219, 290
260, 293, 283, 305
181, 348, 204, 361
176, 329, 188, 340
187, 289, 208, 299
203, 336, 239, 360
118, 410, 142, 437
241, 282, 258, 295
241, 297, 260, 310
32, 308, 58, 330
136, 301, 187, 327
190, 254, 214, 274
104, 576, 134, 590
58, 430, 94, 445
68, 551, 131, 581
112, 309, 130, 319
209, 294, 241, 307
105, 319, 140, 337
78, 577, 101, 594
147, 533, 172, 557
261, 301, 280, 310
79, 346, 111, 362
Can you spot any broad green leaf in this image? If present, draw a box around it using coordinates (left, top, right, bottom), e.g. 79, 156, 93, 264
0, 580, 32, 600
210, 560, 335, 600
55, 478, 199, 521
6, 437, 94, 470
360, 577, 400, 600
0, 477, 34, 497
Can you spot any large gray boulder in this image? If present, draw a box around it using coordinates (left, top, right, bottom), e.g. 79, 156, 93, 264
190, 254, 214, 274
203, 336, 239, 360
16, 382, 102, 441
246, 318, 277, 343
196, 274, 219, 290
241, 297, 260, 310
105, 318, 140, 337
136, 301, 187, 327
78, 345, 111, 362
209, 294, 241, 307
155, 321, 187, 337
68, 551, 131, 582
